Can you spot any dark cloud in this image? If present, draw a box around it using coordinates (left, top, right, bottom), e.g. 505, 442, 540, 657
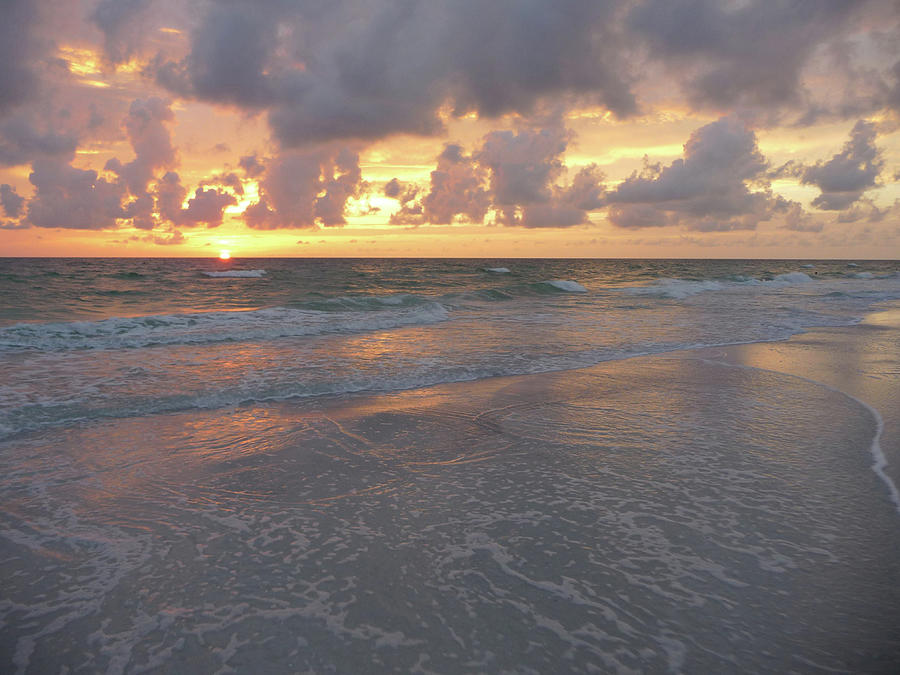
201, 171, 244, 196
153, 171, 186, 224
26, 158, 125, 229
0, 184, 26, 218
516, 164, 607, 228
105, 98, 176, 194
0, 0, 39, 115
238, 154, 265, 178
90, 0, 155, 65
384, 178, 424, 225
244, 147, 364, 229
627, 0, 866, 115
153, 0, 636, 147
802, 120, 883, 210
0, 115, 79, 167
384, 178, 403, 199
151, 228, 185, 245
122, 192, 156, 230
0, 219, 31, 230
519, 203, 588, 228
562, 165, 606, 212
779, 201, 823, 232
16, 97, 239, 233
181, 187, 237, 227
835, 198, 889, 223
606, 116, 782, 231
477, 127, 569, 208
887, 59, 900, 113
421, 144, 489, 225
390, 129, 605, 228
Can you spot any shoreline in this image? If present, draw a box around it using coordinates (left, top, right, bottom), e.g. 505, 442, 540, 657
3, 302, 900, 672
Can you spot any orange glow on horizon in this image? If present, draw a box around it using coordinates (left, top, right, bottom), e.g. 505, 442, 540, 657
219, 250, 231, 260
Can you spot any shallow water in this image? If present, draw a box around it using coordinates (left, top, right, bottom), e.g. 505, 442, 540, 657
2, 354, 900, 673
2, 258, 899, 440
2, 258, 900, 672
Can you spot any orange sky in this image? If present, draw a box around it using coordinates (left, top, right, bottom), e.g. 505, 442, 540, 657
1, 1, 898, 257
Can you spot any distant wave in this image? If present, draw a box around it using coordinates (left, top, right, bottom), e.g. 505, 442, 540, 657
0, 302, 449, 352
484, 267, 511, 274
536, 280, 588, 293
203, 269, 266, 278
623, 272, 813, 299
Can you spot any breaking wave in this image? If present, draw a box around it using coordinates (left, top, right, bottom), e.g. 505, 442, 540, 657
0, 302, 449, 352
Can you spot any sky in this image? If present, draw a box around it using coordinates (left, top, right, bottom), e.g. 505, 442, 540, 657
0, 0, 899, 258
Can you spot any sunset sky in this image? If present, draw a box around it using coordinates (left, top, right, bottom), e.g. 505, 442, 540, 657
1, 0, 899, 258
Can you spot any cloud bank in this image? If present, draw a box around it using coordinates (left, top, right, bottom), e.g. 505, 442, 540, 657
0, 0, 897, 245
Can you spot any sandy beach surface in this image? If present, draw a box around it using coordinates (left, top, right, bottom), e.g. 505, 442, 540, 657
2, 304, 900, 673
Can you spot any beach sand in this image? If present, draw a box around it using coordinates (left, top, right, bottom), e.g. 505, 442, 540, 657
2, 304, 900, 673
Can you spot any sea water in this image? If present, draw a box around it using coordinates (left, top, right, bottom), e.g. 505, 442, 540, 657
2, 258, 899, 440
2, 258, 900, 672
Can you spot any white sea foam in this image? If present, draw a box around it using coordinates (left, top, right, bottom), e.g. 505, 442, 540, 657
543, 280, 588, 293
484, 267, 511, 273
624, 278, 724, 299
700, 358, 900, 517
0, 302, 449, 351
850, 271, 874, 279
203, 269, 266, 278
770, 271, 812, 284
624, 272, 816, 299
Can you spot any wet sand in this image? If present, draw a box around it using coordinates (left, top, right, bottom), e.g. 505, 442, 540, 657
2, 305, 900, 673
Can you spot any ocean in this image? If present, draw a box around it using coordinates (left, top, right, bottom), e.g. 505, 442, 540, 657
2, 257, 899, 440
2, 257, 900, 672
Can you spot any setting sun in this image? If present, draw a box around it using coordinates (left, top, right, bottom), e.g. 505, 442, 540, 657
219, 250, 231, 260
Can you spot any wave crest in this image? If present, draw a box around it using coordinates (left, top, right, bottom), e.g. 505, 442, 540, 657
0, 302, 449, 352
203, 269, 266, 278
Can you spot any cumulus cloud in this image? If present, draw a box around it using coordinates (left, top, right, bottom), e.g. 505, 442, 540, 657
181, 187, 237, 227
478, 127, 568, 208
0, 184, 26, 218
201, 172, 244, 196
388, 127, 606, 228
0, 0, 40, 115
421, 144, 490, 225
779, 201, 823, 232
244, 146, 363, 229
0, 115, 78, 167
384, 178, 404, 199
238, 154, 265, 178
153, 171, 186, 224
15, 97, 239, 234
26, 158, 125, 229
4, 0, 899, 243
384, 178, 424, 225
90, 0, 156, 65
626, 0, 881, 119
152, 0, 636, 147
106, 98, 176, 194
801, 120, 884, 210
606, 116, 784, 231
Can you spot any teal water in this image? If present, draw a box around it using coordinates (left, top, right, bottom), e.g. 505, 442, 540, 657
1, 258, 899, 439
1, 257, 898, 325
3, 258, 900, 672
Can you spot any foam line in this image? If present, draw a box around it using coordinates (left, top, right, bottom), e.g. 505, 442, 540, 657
691, 356, 900, 518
